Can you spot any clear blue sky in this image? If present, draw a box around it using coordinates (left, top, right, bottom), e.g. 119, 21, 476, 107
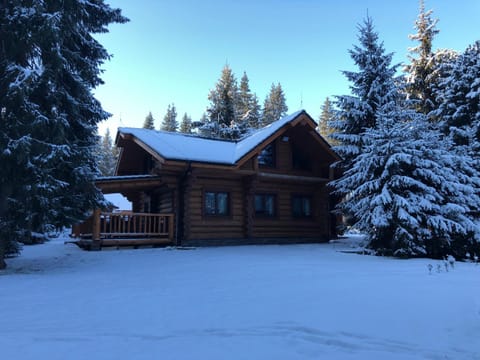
95, 0, 479, 135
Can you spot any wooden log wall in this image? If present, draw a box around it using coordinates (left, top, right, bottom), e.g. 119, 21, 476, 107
251, 180, 329, 239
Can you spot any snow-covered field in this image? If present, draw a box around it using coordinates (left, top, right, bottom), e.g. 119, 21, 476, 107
1, 236, 479, 360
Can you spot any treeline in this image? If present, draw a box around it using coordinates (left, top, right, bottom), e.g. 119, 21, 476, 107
138, 66, 288, 139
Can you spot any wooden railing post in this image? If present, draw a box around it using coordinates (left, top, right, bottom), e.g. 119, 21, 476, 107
168, 215, 174, 242
91, 208, 102, 250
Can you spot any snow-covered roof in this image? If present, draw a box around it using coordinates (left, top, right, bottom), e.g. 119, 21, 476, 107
118, 110, 306, 165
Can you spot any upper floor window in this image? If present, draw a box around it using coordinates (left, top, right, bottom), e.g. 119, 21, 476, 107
292, 195, 312, 218
258, 142, 276, 167
204, 191, 230, 216
292, 145, 311, 171
255, 194, 276, 217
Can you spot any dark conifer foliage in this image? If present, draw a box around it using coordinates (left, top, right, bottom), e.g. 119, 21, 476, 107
404, 0, 440, 116
179, 113, 193, 134
143, 111, 155, 129
201, 64, 242, 139
317, 97, 338, 145
161, 103, 178, 132
237, 72, 261, 130
97, 128, 118, 177
0, 1, 127, 268
262, 83, 288, 126
331, 16, 399, 169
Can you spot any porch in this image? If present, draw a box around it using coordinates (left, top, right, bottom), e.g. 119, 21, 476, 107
72, 210, 175, 250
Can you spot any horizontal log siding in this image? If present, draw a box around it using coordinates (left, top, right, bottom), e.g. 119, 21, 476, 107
188, 177, 245, 239
157, 190, 174, 213
186, 175, 330, 242
252, 181, 329, 239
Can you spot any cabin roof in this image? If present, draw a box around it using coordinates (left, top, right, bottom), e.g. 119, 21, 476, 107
117, 110, 336, 166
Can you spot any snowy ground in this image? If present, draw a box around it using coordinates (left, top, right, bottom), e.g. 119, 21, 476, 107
1, 236, 479, 360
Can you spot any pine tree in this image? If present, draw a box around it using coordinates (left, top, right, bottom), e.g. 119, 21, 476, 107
404, 0, 440, 116
179, 113, 193, 134
161, 103, 178, 132
202, 64, 241, 139
143, 111, 155, 129
331, 16, 399, 169
262, 83, 288, 126
0, 1, 127, 268
236, 72, 260, 131
434, 42, 480, 149
317, 97, 338, 145
333, 106, 480, 258
97, 128, 118, 176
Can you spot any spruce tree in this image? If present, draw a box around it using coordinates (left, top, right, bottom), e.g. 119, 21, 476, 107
434, 42, 480, 149
404, 0, 440, 116
317, 97, 338, 145
202, 64, 240, 139
143, 111, 155, 129
333, 104, 480, 258
237, 72, 260, 131
262, 83, 288, 126
0, 1, 127, 268
331, 16, 399, 169
161, 104, 178, 132
179, 113, 193, 134
97, 128, 118, 176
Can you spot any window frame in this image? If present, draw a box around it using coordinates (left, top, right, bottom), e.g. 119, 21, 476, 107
254, 193, 277, 218
291, 194, 313, 219
258, 141, 277, 168
203, 190, 231, 217
291, 144, 312, 171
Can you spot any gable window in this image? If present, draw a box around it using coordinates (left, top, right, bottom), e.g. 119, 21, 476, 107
255, 194, 276, 217
205, 191, 230, 216
292, 195, 312, 218
258, 142, 276, 167
292, 145, 311, 171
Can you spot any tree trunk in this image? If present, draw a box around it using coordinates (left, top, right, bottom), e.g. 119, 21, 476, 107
0, 185, 12, 269
0, 242, 6, 269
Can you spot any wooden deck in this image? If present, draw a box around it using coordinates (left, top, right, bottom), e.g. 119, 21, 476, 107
72, 211, 174, 249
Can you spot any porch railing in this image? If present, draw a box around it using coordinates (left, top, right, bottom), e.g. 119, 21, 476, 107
72, 210, 174, 242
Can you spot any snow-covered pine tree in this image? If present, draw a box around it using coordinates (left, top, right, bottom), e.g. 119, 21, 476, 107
97, 128, 118, 176
333, 101, 480, 258
404, 0, 440, 116
237, 72, 261, 131
143, 111, 155, 129
161, 104, 178, 132
201, 64, 241, 139
331, 16, 399, 169
0, 1, 127, 268
262, 83, 288, 126
433, 42, 480, 150
179, 113, 193, 134
317, 97, 338, 145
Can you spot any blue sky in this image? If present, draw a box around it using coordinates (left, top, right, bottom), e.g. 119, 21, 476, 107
95, 0, 479, 135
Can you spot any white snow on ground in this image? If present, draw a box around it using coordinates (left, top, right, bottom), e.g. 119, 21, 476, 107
1, 236, 479, 360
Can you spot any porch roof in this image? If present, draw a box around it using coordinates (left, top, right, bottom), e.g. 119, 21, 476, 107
95, 175, 163, 194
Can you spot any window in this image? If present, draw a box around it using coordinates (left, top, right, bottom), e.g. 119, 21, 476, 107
258, 142, 276, 167
292, 195, 312, 218
204, 191, 230, 216
292, 145, 311, 171
255, 194, 276, 217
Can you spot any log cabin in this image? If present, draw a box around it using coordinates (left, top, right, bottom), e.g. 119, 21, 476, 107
73, 110, 341, 249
